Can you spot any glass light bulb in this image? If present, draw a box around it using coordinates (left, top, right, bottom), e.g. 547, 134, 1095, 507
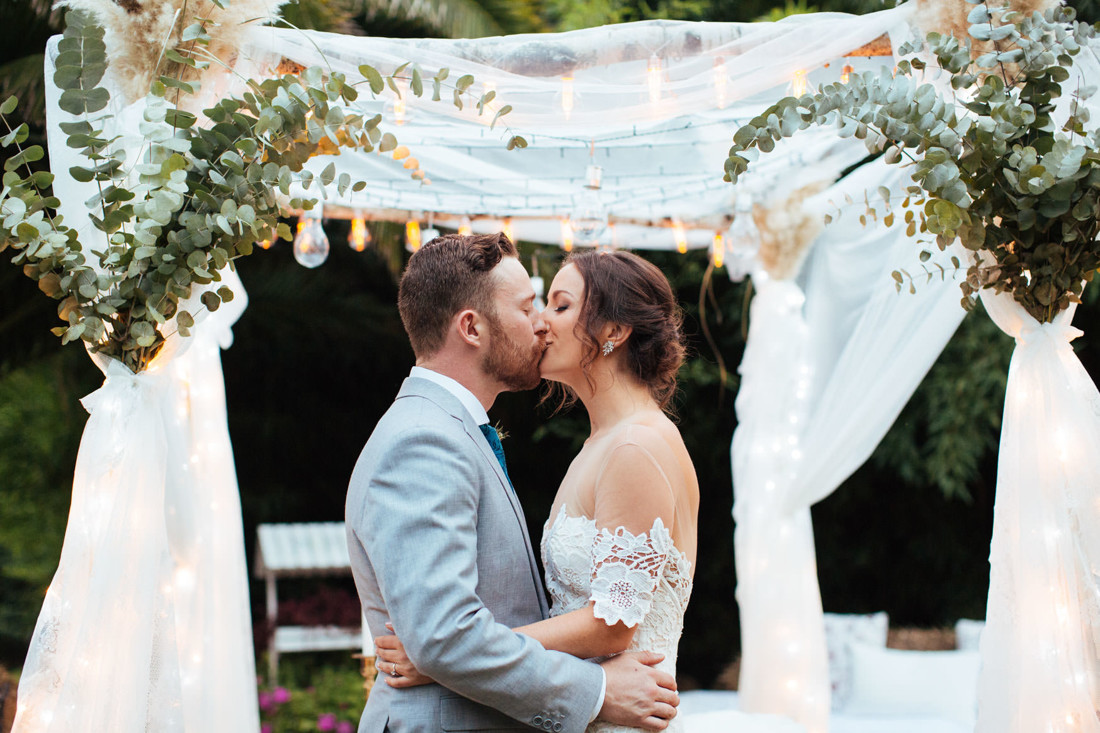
673, 219, 687, 254
422, 227, 440, 245
502, 218, 514, 243
560, 219, 574, 252
572, 187, 608, 245
561, 75, 575, 119
458, 216, 472, 236
348, 218, 370, 251
293, 215, 329, 268
406, 220, 422, 251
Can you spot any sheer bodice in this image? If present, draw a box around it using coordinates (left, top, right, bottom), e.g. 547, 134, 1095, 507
541, 506, 694, 733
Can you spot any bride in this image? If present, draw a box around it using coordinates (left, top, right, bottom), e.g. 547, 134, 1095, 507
377, 251, 799, 733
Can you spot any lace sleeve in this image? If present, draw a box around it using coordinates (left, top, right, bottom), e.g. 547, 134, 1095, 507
588, 519, 674, 627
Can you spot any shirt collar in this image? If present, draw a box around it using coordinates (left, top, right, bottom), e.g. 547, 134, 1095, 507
409, 366, 490, 425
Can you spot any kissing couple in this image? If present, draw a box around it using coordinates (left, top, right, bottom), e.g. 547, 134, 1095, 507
346, 232, 699, 733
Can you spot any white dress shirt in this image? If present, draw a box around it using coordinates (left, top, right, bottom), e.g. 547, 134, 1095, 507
407, 367, 607, 722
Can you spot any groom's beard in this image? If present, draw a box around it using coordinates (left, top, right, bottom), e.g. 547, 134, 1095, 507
483, 315, 545, 391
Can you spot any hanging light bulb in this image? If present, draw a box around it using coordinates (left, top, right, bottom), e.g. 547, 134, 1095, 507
572, 164, 608, 246
560, 218, 574, 252
841, 64, 854, 84
458, 216, 472, 236
348, 217, 371, 252
791, 69, 808, 97
712, 232, 725, 268
293, 207, 329, 268
421, 213, 440, 245
258, 237, 274, 250
502, 217, 515, 243
406, 220, 422, 252
672, 219, 688, 254
713, 57, 728, 110
561, 75, 575, 119
726, 192, 761, 282
647, 54, 662, 104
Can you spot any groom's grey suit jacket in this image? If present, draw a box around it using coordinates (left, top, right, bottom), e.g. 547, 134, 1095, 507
347, 376, 603, 733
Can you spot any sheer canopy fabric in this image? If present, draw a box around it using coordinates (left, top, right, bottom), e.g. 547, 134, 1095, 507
732, 160, 967, 732
975, 288, 1100, 733
239, 8, 913, 249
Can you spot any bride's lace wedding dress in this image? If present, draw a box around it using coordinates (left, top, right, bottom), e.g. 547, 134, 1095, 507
543, 506, 692, 733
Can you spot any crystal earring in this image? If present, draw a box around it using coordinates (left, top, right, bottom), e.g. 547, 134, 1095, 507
601, 340, 615, 356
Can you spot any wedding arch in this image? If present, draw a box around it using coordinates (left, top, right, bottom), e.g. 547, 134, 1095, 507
10, 2, 1100, 732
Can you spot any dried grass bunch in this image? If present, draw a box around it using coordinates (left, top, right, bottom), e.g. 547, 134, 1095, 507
753, 181, 828, 281
912, 0, 1057, 59
54, 0, 288, 102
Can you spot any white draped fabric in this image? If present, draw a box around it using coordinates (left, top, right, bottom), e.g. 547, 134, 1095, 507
975, 288, 1100, 733
14, 44, 258, 733
239, 8, 914, 249
732, 160, 968, 732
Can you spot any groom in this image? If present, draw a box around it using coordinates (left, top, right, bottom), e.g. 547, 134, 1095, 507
346, 233, 678, 733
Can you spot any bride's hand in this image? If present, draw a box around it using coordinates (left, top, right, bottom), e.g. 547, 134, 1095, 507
374, 623, 434, 688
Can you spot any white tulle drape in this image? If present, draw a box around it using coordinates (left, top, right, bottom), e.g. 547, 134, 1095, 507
239, 7, 913, 249
732, 161, 968, 732
975, 288, 1100, 733
14, 44, 259, 733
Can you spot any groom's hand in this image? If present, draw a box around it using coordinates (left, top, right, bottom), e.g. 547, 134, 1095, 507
597, 651, 678, 730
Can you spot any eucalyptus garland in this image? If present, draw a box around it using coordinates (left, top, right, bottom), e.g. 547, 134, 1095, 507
0, 9, 521, 373
725, 2, 1100, 324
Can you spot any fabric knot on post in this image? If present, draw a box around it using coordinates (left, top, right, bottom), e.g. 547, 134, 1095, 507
1016, 320, 1083, 350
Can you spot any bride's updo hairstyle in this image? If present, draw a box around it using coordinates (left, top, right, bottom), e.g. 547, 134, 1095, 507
565, 249, 685, 411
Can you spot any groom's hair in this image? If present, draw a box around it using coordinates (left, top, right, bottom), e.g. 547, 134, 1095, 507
398, 232, 519, 357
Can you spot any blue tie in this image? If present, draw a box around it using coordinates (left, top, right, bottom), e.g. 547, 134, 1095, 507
479, 424, 512, 489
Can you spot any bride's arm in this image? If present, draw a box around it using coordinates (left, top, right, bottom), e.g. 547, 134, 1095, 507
514, 604, 635, 658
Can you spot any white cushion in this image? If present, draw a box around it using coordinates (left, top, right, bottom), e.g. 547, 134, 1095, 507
954, 618, 985, 651
845, 642, 981, 726
823, 611, 889, 710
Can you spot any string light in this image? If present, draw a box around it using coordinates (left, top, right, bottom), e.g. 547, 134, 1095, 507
458, 216, 472, 236
841, 64, 854, 84
561, 75, 575, 119
348, 217, 370, 251
573, 164, 608, 245
258, 237, 273, 250
406, 220, 422, 251
647, 54, 662, 104
791, 69, 808, 97
293, 207, 329, 268
393, 76, 410, 125
560, 219, 574, 252
502, 217, 515, 243
672, 218, 687, 254
714, 57, 728, 110
712, 232, 725, 268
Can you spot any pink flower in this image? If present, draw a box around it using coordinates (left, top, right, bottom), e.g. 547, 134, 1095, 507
261, 725, 272, 733
258, 691, 274, 712
272, 687, 291, 704
317, 712, 337, 731
336, 721, 354, 733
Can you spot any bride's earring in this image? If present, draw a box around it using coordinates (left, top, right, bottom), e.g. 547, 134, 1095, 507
601, 340, 615, 356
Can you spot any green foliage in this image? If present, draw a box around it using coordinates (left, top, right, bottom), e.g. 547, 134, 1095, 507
0, 352, 98, 658
0, 10, 517, 375
543, 0, 708, 31
259, 662, 365, 733
726, 4, 1100, 323
755, 0, 818, 23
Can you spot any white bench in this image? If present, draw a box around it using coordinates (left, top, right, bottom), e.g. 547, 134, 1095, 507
254, 522, 371, 683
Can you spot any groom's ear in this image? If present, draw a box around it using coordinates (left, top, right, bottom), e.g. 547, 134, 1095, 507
455, 308, 484, 348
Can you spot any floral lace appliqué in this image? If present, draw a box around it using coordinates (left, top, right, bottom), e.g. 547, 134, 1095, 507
589, 520, 673, 627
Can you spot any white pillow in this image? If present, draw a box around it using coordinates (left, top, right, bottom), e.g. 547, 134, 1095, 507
845, 642, 981, 726
954, 618, 985, 651
823, 611, 889, 710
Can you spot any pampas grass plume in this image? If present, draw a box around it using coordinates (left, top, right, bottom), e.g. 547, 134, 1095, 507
54, 0, 290, 102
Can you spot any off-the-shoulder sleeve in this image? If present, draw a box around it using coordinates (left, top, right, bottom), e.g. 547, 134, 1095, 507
588, 519, 674, 627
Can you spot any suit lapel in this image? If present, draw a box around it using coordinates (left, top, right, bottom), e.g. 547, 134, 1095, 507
397, 377, 548, 611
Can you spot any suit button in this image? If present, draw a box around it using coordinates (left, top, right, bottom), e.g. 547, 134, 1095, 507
543, 721, 553, 731
553, 724, 563, 732
532, 716, 544, 726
